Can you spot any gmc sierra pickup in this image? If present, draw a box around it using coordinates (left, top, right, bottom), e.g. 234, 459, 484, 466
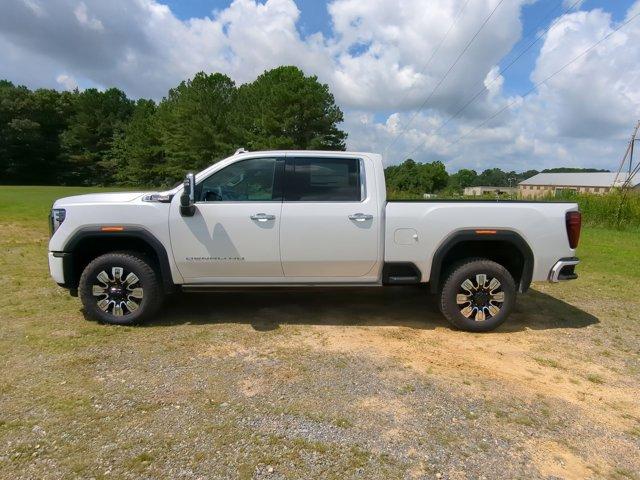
48, 150, 581, 331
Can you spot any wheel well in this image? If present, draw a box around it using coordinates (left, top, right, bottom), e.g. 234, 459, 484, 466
71, 237, 159, 286
430, 233, 533, 294
62, 229, 175, 293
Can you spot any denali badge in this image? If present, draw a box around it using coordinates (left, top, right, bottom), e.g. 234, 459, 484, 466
185, 256, 245, 262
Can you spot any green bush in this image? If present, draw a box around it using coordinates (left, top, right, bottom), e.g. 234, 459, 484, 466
551, 190, 640, 230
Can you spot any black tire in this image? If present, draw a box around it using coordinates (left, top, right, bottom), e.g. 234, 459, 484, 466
79, 251, 163, 325
439, 258, 516, 332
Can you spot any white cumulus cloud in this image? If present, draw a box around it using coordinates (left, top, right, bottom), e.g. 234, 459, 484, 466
56, 73, 78, 90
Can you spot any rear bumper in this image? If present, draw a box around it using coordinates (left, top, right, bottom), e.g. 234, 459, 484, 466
549, 257, 579, 282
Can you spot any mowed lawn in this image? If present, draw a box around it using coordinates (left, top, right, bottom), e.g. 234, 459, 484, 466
1, 186, 639, 480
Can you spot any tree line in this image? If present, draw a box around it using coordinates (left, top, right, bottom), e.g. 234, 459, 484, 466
385, 159, 610, 196
0, 66, 346, 187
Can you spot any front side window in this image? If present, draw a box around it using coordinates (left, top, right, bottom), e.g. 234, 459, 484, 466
197, 158, 279, 202
286, 157, 362, 201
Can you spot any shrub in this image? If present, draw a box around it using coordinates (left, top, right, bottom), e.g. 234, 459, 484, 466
553, 190, 640, 230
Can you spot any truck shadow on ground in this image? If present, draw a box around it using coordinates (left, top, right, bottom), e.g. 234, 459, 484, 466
148, 287, 599, 333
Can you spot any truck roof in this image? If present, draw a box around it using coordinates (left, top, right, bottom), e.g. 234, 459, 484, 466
232, 149, 378, 157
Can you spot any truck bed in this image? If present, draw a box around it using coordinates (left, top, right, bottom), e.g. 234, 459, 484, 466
384, 200, 578, 284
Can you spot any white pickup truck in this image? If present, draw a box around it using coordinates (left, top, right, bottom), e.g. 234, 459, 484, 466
48, 150, 581, 331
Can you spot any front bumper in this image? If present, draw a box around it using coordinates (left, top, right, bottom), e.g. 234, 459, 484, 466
48, 252, 66, 284
48, 251, 74, 288
549, 257, 579, 282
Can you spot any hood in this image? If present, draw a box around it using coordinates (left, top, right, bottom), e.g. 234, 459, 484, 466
53, 191, 147, 207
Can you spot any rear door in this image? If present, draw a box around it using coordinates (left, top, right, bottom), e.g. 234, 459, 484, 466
279, 155, 379, 279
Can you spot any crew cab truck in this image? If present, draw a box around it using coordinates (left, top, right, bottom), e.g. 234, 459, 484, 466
48, 150, 581, 332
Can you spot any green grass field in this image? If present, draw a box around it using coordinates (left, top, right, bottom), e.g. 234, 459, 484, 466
1, 185, 639, 479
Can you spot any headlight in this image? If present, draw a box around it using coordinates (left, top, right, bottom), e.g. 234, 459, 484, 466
49, 208, 66, 236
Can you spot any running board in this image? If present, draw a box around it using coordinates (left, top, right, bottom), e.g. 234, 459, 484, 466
181, 283, 381, 292
386, 275, 420, 285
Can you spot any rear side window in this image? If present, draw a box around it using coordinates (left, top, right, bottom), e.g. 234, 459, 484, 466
286, 157, 362, 201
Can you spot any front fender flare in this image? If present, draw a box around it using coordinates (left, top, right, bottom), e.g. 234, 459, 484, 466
58, 226, 175, 293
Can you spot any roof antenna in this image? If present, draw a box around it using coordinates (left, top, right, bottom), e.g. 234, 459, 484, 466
234, 147, 248, 155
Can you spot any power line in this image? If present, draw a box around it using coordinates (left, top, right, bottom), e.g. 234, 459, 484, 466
399, 0, 584, 161
445, 10, 640, 149
387, 0, 472, 123
383, 0, 506, 155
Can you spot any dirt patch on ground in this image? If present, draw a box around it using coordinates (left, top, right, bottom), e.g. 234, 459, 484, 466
528, 440, 593, 480
295, 314, 638, 434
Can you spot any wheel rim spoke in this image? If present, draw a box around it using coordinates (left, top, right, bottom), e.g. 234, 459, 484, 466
97, 299, 110, 311
92, 285, 107, 296
489, 277, 501, 291
113, 303, 124, 316
126, 300, 139, 312
461, 305, 474, 318
128, 288, 143, 299
475, 308, 486, 322
488, 304, 500, 316
475, 274, 487, 289
461, 279, 475, 293
456, 294, 471, 305
97, 270, 110, 285
491, 291, 505, 302
112, 267, 123, 281
124, 272, 139, 287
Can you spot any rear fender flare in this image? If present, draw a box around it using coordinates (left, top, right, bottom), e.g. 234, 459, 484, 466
428, 229, 534, 293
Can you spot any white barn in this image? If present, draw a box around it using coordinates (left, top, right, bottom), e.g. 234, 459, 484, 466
518, 172, 639, 198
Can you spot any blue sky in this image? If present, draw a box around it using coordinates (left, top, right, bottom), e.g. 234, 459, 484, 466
2, 0, 639, 171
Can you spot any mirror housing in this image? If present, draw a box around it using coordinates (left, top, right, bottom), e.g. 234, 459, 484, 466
180, 172, 196, 217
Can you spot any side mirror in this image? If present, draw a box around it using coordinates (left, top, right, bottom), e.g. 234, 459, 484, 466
180, 172, 196, 217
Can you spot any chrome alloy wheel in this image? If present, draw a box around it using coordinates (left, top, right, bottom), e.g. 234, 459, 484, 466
456, 273, 505, 322
92, 267, 143, 317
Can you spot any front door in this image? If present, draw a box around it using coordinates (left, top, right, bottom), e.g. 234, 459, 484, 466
280, 156, 380, 278
169, 157, 284, 281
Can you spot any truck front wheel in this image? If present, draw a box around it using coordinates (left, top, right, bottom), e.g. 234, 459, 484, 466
79, 252, 163, 325
439, 259, 516, 332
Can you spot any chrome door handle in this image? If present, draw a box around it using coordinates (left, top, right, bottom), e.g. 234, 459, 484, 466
348, 213, 373, 222
250, 213, 276, 222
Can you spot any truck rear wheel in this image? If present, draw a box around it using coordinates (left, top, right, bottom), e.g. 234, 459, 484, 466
79, 252, 163, 325
439, 258, 516, 332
